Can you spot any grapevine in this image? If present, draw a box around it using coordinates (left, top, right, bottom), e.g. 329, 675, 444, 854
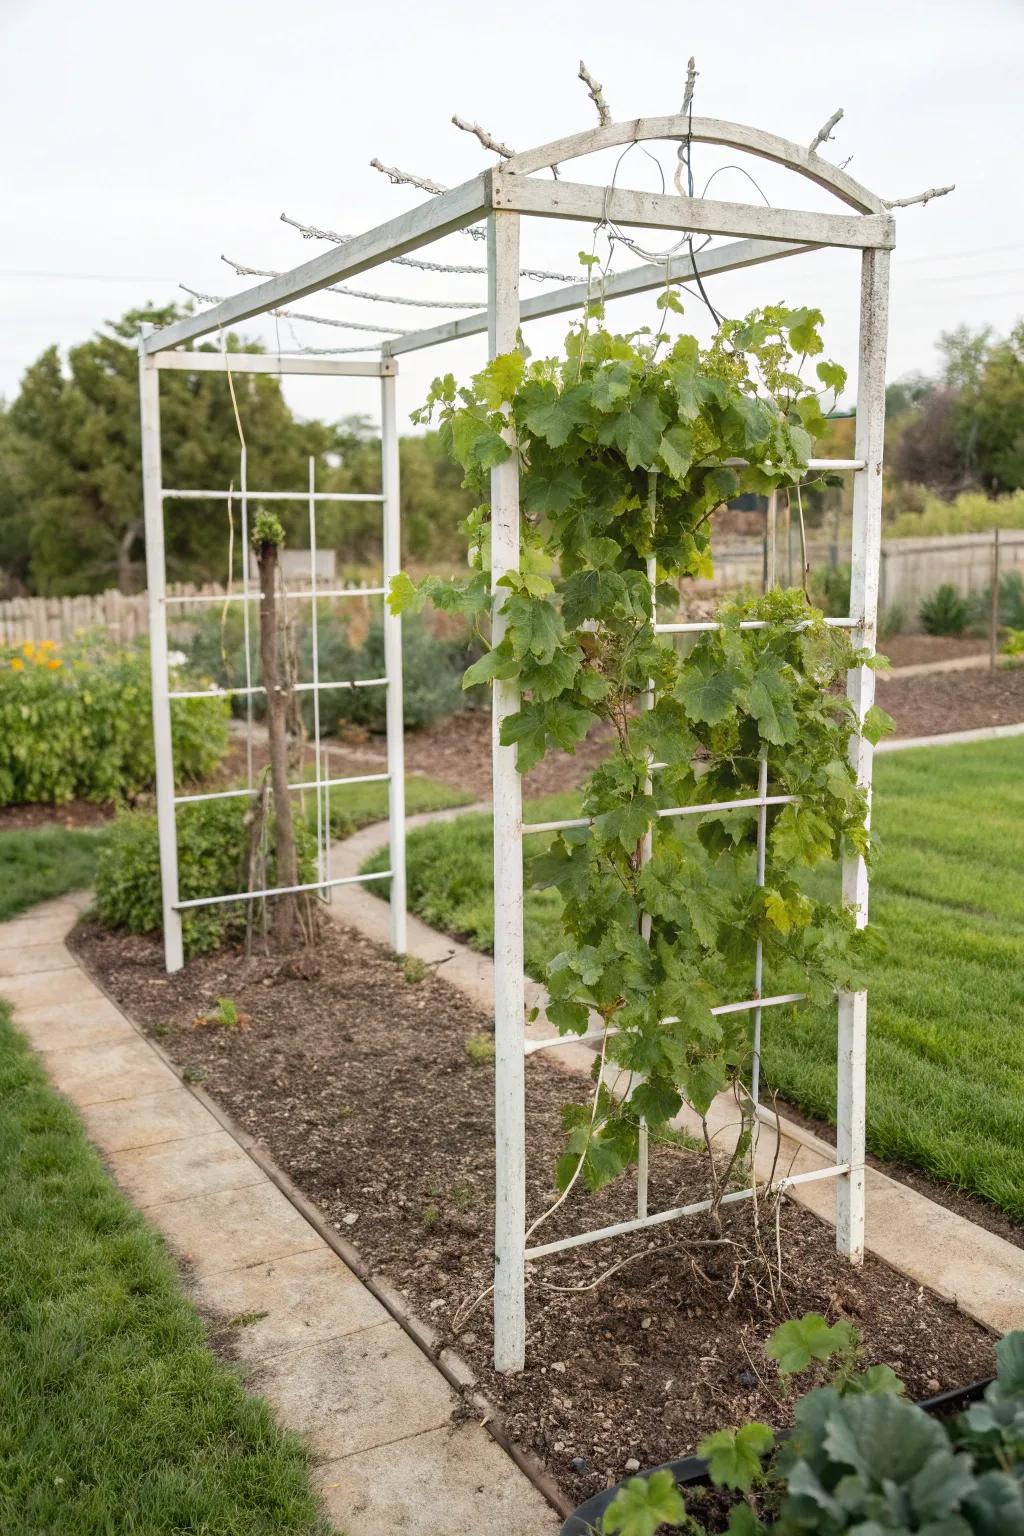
391, 283, 891, 1195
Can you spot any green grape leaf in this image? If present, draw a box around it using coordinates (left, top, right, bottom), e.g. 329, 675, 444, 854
595, 392, 668, 470
473, 350, 524, 408
698, 1423, 775, 1491
387, 572, 423, 616
503, 595, 563, 664
601, 1470, 686, 1536
461, 644, 519, 690
747, 654, 799, 745
862, 703, 895, 746
816, 359, 848, 395
677, 652, 745, 725
766, 1313, 858, 1376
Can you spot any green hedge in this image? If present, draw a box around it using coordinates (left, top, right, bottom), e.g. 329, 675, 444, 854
0, 636, 229, 807
186, 607, 477, 733
96, 799, 316, 957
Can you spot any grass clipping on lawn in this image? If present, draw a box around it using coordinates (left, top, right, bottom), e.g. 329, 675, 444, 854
0, 1005, 335, 1536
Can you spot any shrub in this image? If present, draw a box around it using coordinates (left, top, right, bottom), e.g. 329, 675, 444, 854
887, 487, 1024, 538
919, 583, 970, 636
877, 603, 906, 640
187, 606, 474, 733
808, 561, 851, 618
96, 798, 315, 957
0, 635, 228, 807
976, 570, 1024, 632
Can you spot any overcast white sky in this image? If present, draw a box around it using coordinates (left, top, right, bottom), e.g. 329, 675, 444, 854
2, 0, 1022, 431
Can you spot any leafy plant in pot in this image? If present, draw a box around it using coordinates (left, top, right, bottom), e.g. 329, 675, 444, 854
393, 284, 890, 1261
561, 1319, 1023, 1535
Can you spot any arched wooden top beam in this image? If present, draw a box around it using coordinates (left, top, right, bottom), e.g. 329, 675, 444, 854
501, 116, 884, 216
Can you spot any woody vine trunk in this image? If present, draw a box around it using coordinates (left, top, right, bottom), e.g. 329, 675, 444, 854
253, 533, 301, 948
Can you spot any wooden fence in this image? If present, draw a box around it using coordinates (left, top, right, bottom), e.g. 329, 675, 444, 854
0, 579, 376, 648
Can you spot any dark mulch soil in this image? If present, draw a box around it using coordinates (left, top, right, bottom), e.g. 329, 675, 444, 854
319, 709, 618, 801
883, 634, 989, 669
0, 799, 115, 830
71, 917, 997, 1512
879, 664, 1024, 738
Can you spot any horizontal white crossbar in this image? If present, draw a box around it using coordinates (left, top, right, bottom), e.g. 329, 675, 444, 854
522, 794, 797, 837
162, 489, 384, 503
152, 351, 396, 377
524, 1161, 848, 1260
490, 172, 896, 251
174, 867, 392, 910
173, 771, 390, 806
169, 676, 388, 700
524, 991, 808, 1057
655, 616, 858, 634
384, 236, 812, 358
722, 458, 865, 472
163, 587, 385, 606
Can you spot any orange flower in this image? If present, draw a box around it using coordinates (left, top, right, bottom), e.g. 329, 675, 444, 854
10, 658, 24, 671
47, 658, 62, 670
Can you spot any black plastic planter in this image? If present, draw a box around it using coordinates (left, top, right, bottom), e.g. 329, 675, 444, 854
558, 1378, 993, 1536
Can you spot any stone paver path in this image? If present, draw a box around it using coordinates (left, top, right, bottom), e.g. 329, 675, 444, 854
0, 893, 558, 1536
329, 816, 1024, 1338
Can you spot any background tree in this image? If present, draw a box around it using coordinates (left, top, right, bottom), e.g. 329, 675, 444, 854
0, 305, 475, 596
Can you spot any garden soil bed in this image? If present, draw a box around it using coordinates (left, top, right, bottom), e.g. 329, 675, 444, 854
71, 917, 997, 1513
882, 634, 989, 670
878, 663, 1024, 737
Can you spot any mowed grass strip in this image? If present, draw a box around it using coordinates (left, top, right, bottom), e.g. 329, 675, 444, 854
363, 738, 1024, 1220
0, 1005, 336, 1536
0, 826, 107, 921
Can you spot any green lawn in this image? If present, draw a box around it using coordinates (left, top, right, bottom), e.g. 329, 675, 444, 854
0, 827, 108, 921
362, 738, 1024, 1220
0, 1005, 335, 1536
0, 775, 467, 927
321, 771, 471, 839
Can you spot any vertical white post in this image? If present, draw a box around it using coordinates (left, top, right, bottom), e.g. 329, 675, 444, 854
139, 352, 183, 974
489, 211, 526, 1375
307, 456, 326, 889
751, 751, 769, 1111
381, 366, 407, 955
837, 246, 890, 1261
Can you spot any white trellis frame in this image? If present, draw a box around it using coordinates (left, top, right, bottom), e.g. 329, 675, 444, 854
139, 349, 407, 973
140, 112, 894, 1376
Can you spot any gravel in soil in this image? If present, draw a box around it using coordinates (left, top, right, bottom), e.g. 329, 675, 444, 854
71, 918, 997, 1512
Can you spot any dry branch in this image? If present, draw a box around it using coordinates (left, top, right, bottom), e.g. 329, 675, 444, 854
578, 60, 611, 126
883, 184, 955, 209
681, 57, 698, 117
808, 108, 844, 156
369, 158, 446, 195
451, 115, 514, 158
178, 285, 407, 335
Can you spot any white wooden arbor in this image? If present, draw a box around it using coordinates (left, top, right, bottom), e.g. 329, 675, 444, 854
140, 112, 894, 1376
